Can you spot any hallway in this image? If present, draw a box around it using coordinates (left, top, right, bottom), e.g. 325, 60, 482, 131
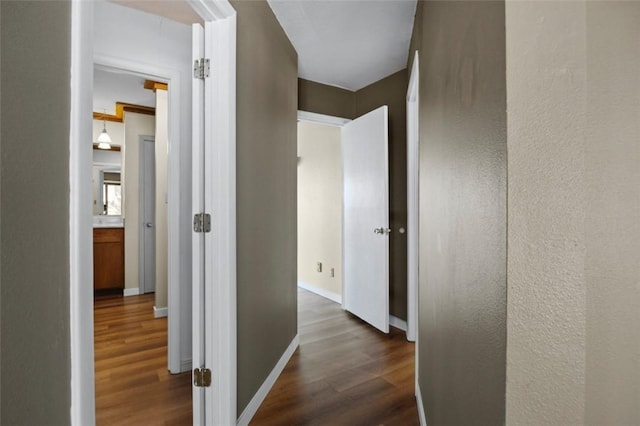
251, 288, 419, 425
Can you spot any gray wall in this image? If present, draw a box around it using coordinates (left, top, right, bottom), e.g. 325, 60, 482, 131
298, 72, 409, 321
410, 1, 507, 424
231, 0, 299, 416
1, 1, 72, 424
298, 78, 356, 119
355, 70, 408, 320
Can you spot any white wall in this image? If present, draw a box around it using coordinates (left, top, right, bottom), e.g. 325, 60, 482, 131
297, 121, 342, 299
155, 89, 169, 309
506, 1, 640, 424
123, 112, 155, 291
94, 0, 193, 371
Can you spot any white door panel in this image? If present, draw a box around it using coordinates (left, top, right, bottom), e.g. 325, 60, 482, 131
191, 22, 205, 426
342, 105, 390, 333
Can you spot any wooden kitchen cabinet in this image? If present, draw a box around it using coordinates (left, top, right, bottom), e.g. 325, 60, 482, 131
93, 227, 125, 291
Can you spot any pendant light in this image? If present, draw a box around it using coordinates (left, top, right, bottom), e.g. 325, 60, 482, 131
97, 112, 112, 150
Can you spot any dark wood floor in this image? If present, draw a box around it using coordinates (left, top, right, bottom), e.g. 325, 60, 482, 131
251, 288, 419, 425
94, 289, 418, 425
94, 293, 192, 426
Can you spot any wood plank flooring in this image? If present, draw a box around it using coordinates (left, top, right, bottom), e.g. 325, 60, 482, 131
251, 288, 419, 425
94, 293, 192, 426
94, 289, 418, 425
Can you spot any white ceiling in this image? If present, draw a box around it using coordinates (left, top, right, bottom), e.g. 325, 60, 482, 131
267, 0, 417, 91
105, 0, 417, 92
93, 68, 156, 114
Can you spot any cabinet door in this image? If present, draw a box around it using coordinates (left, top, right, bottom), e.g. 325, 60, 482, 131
93, 228, 125, 290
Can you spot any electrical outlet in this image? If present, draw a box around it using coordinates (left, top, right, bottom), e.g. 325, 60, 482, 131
317, 262, 322, 273
330, 268, 335, 278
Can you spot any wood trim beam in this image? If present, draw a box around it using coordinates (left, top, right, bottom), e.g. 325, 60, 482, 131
144, 79, 168, 92
116, 102, 156, 117
93, 102, 155, 124
93, 112, 122, 123
93, 143, 121, 152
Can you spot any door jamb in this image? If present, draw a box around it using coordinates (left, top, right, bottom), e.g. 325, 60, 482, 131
69, 1, 237, 425
406, 50, 420, 353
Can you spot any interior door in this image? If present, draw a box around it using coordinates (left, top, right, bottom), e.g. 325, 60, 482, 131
192, 22, 206, 426
139, 136, 156, 294
342, 105, 390, 333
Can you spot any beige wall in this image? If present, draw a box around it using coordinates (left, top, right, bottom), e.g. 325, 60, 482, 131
123, 112, 156, 291
232, 0, 298, 416
506, 2, 640, 424
585, 4, 640, 423
154, 90, 168, 309
297, 121, 343, 297
1, 1, 72, 423
410, 1, 508, 424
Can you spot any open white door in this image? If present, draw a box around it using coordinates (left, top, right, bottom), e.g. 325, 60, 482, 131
192, 22, 206, 426
342, 105, 390, 333
192, 8, 237, 426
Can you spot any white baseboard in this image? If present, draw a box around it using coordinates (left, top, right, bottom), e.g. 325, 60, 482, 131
237, 334, 299, 426
416, 382, 427, 426
180, 358, 192, 373
390, 315, 407, 331
153, 306, 168, 318
297, 281, 342, 304
123, 287, 140, 297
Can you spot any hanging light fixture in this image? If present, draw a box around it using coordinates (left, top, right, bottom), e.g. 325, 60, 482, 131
96, 112, 112, 150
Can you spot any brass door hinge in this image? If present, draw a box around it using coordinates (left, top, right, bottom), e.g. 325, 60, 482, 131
194, 367, 212, 387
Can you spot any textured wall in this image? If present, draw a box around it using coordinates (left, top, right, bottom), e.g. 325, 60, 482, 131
506, 2, 588, 424
410, 1, 507, 424
298, 79, 356, 119
1, 1, 72, 424
232, 0, 299, 416
297, 121, 343, 297
355, 70, 408, 320
584, 4, 640, 423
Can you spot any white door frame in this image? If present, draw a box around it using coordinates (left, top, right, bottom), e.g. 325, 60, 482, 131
406, 50, 420, 363
69, 0, 237, 424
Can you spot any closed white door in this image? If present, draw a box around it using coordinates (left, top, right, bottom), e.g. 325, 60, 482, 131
342, 105, 390, 333
139, 136, 156, 294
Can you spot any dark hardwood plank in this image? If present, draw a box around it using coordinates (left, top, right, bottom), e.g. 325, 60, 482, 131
94, 294, 192, 426
251, 288, 419, 425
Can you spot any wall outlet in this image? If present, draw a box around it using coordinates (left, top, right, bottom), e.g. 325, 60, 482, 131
330, 268, 335, 278
317, 262, 322, 273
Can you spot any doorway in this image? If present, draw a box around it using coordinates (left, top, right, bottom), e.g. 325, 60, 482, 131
296, 107, 391, 332
70, 0, 238, 424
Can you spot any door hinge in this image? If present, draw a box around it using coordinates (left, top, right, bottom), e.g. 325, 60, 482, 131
193, 367, 212, 387
193, 213, 211, 233
193, 58, 210, 79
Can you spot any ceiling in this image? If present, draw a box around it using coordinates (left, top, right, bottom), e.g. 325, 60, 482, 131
93, 68, 156, 114
267, 0, 417, 91
106, 0, 417, 92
